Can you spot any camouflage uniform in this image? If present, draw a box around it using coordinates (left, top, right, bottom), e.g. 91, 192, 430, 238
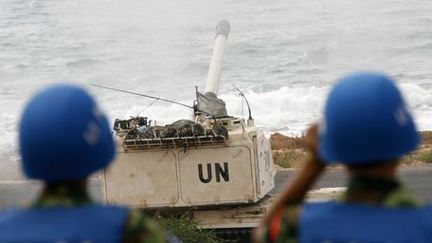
33, 185, 170, 243
258, 176, 420, 243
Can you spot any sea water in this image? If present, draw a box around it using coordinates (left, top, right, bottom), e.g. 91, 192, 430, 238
0, 0, 431, 178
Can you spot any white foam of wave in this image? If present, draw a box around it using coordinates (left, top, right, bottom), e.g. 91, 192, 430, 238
1, 83, 432, 180
220, 86, 328, 132
111, 83, 432, 133
400, 83, 432, 131
0, 113, 19, 163
103, 85, 329, 134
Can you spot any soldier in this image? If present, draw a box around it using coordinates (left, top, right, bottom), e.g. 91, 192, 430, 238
0, 84, 176, 242
253, 72, 432, 242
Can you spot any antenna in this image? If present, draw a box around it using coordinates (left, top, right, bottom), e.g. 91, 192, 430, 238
92, 84, 192, 109
92, 84, 217, 119
232, 85, 253, 121
137, 97, 159, 116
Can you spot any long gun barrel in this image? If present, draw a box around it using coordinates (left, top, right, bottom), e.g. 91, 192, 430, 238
204, 20, 230, 95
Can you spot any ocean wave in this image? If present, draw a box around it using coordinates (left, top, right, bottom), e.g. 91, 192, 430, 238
415, 41, 432, 50
65, 58, 100, 67
101, 86, 326, 130
105, 83, 432, 132
1, 83, 432, 178
1, 0, 432, 178
400, 83, 432, 109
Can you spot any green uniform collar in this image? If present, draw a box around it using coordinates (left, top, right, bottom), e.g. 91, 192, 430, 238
32, 183, 93, 208
340, 175, 420, 207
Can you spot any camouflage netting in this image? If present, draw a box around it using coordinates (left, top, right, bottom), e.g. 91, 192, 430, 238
115, 117, 228, 140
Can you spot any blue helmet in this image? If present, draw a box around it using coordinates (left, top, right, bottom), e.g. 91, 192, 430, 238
19, 84, 115, 181
319, 72, 419, 165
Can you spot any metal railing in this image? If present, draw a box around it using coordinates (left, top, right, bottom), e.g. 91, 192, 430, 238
122, 135, 227, 150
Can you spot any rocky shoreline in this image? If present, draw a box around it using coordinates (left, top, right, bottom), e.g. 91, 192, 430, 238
270, 131, 432, 169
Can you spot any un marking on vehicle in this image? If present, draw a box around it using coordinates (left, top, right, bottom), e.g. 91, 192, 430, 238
198, 162, 229, 183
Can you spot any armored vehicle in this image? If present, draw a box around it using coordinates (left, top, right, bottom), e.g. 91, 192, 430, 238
101, 20, 276, 238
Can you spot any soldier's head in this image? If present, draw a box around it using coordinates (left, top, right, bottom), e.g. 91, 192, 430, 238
19, 84, 115, 182
318, 72, 419, 170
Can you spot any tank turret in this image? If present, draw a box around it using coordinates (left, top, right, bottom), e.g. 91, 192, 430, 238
101, 21, 276, 237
